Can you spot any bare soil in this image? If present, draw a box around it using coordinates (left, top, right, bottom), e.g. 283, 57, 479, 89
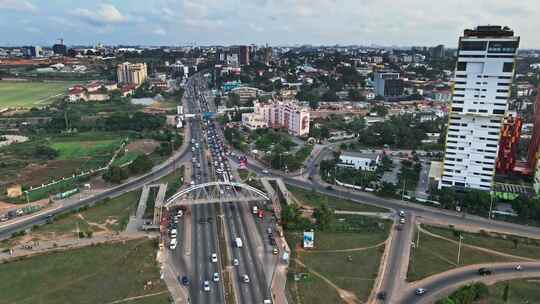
125, 139, 159, 155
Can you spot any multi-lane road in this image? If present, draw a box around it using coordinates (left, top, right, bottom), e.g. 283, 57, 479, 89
176, 74, 271, 304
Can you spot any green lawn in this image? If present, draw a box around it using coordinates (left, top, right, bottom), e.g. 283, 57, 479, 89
50, 132, 125, 162
487, 279, 540, 304
0, 81, 76, 108
285, 214, 390, 304
288, 185, 389, 213
424, 225, 540, 260
407, 226, 519, 281
0, 239, 169, 304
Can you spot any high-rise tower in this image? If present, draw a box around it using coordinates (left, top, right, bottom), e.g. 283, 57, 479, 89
440, 25, 520, 191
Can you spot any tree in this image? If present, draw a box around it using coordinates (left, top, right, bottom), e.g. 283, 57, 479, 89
321, 89, 338, 101
313, 203, 335, 231
309, 99, 319, 110
371, 105, 388, 117
348, 89, 365, 101
102, 165, 129, 183
129, 154, 154, 174
33, 145, 59, 160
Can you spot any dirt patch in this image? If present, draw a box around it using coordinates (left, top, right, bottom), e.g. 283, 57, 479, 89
17, 159, 86, 186
125, 139, 159, 155
0, 201, 16, 212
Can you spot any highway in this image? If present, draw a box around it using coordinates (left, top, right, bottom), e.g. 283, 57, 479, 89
184, 75, 225, 304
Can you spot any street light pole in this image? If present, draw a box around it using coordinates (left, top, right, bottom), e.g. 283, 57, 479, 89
489, 191, 494, 220
457, 235, 463, 265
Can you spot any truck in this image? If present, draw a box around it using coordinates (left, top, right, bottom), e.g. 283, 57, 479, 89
235, 237, 243, 248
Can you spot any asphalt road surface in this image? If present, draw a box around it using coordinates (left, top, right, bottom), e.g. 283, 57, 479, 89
399, 262, 540, 304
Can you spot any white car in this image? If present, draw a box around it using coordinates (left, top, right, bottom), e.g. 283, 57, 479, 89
399, 218, 406, 224
203, 281, 210, 292
415, 288, 426, 295
243, 274, 250, 283
213, 272, 220, 282
233, 258, 239, 266
211, 253, 218, 263
262, 169, 269, 174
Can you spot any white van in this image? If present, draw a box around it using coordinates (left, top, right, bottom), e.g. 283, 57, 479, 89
235, 237, 243, 248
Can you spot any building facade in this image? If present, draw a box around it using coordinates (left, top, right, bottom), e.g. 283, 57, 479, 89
117, 62, 148, 86
239, 45, 250, 66
440, 25, 520, 191
242, 101, 310, 136
338, 152, 380, 171
373, 71, 403, 97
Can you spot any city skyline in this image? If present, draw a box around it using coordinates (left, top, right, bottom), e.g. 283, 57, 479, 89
1, 0, 540, 48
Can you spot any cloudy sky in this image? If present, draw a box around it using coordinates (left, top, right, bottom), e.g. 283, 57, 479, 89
0, 0, 539, 48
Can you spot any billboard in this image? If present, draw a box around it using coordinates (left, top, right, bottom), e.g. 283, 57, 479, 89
303, 231, 314, 248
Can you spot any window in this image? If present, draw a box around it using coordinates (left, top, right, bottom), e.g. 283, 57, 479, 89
488, 41, 518, 53
453, 107, 463, 112
503, 62, 514, 72
496, 89, 509, 93
460, 41, 487, 51
457, 62, 467, 71
499, 76, 512, 79
456, 74, 467, 78
493, 109, 505, 115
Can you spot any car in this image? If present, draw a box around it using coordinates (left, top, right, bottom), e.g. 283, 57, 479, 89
325, 186, 334, 191
263, 300, 272, 304
399, 218, 406, 224
203, 281, 210, 292
233, 258, 239, 266
273, 247, 279, 255
211, 253, 218, 263
243, 274, 250, 283
180, 276, 189, 286
213, 272, 220, 282
415, 288, 426, 295
515, 265, 523, 271
262, 169, 269, 174
398, 210, 406, 217
377, 291, 387, 300
478, 268, 492, 276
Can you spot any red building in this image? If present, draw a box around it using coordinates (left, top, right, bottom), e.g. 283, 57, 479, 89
528, 89, 540, 170
496, 115, 522, 174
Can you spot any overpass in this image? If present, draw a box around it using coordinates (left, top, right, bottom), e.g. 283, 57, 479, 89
163, 181, 269, 209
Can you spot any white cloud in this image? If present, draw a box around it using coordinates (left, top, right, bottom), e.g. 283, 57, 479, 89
0, 0, 37, 12
71, 4, 128, 26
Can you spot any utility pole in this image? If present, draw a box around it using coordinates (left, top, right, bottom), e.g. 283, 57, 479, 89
401, 178, 407, 201
457, 235, 463, 265
489, 191, 494, 220
416, 226, 420, 248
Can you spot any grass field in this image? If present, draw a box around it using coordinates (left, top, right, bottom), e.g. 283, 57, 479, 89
487, 279, 540, 304
0, 81, 76, 108
288, 185, 389, 213
407, 225, 521, 281
424, 225, 540, 260
0, 239, 169, 304
286, 214, 390, 304
1, 190, 140, 249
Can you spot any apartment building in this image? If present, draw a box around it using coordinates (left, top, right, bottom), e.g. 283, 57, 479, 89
242, 101, 310, 136
440, 25, 520, 191
117, 62, 148, 86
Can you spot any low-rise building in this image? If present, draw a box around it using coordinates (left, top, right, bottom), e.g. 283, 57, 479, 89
338, 151, 380, 171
